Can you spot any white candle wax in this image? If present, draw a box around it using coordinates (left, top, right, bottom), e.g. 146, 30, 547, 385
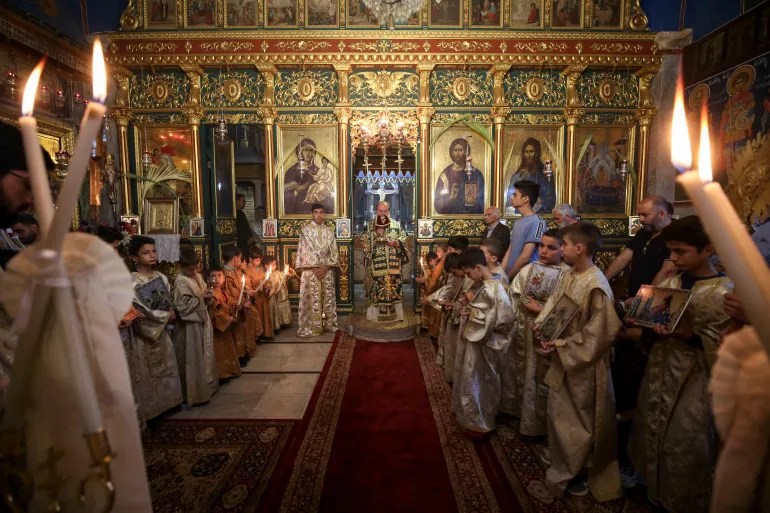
238, 274, 246, 305
677, 171, 770, 354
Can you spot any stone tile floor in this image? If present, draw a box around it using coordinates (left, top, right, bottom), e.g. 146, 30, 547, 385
169, 315, 340, 420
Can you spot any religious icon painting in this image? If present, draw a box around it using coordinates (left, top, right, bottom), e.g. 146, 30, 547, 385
430, 125, 492, 218
282, 245, 301, 295
184, 0, 217, 28
469, 0, 502, 27
537, 294, 579, 343
548, 0, 582, 28
510, 0, 543, 28
189, 217, 205, 237
146, 0, 178, 28
626, 285, 693, 332
573, 125, 635, 215
336, 218, 351, 238
428, 0, 461, 27
501, 125, 564, 217
417, 218, 434, 239
306, 0, 338, 27
226, 0, 258, 26
628, 215, 642, 236
346, 0, 379, 27
121, 214, 141, 235
276, 125, 338, 218
521, 262, 563, 305
144, 198, 179, 235
393, 10, 421, 27
266, 0, 298, 27
263, 218, 278, 238
588, 0, 622, 29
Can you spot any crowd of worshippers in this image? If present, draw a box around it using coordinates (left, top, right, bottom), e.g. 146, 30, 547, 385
108, 237, 294, 425
418, 179, 745, 512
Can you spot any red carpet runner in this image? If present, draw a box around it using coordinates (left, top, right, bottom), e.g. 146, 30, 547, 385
278, 334, 500, 513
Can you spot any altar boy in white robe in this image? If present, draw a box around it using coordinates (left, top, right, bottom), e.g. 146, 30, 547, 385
296, 203, 339, 337
453, 247, 515, 437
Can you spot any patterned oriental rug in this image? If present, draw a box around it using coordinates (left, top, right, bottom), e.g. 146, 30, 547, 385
142, 419, 294, 513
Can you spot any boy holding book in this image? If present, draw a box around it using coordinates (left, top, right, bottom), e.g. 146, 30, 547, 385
501, 228, 569, 437
628, 216, 732, 513
172, 247, 218, 405
453, 247, 515, 437
535, 222, 621, 500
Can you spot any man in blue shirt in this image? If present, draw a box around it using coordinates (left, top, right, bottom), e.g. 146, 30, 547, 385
503, 180, 547, 279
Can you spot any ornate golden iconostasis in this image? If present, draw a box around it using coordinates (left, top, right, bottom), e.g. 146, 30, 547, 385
109, 0, 660, 311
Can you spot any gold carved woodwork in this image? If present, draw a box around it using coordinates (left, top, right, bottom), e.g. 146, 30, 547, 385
628, 0, 650, 31
180, 64, 204, 107
217, 219, 236, 236
257, 65, 278, 106
339, 244, 350, 302
492, 63, 510, 106
416, 62, 435, 105
563, 65, 586, 108
112, 67, 132, 108
635, 65, 659, 109
525, 77, 547, 101
597, 78, 616, 103
222, 78, 243, 102
333, 63, 352, 104
119, 0, 139, 30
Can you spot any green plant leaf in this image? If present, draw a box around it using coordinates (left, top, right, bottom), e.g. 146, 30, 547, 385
429, 114, 494, 152
429, 114, 472, 150
575, 136, 593, 167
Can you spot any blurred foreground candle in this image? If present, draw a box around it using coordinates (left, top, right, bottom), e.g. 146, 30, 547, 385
19, 59, 54, 235
672, 77, 770, 355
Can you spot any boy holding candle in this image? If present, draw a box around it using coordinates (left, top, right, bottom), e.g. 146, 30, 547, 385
207, 267, 241, 379
172, 247, 218, 406
422, 253, 470, 382
245, 247, 273, 343
480, 238, 510, 286
264, 255, 294, 331
628, 216, 732, 513
501, 228, 569, 437
222, 244, 250, 366
452, 247, 515, 437
535, 222, 621, 500
126, 235, 183, 422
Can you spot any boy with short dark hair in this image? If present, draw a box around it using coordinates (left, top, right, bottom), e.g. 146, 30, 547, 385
535, 222, 622, 500
503, 180, 547, 280
480, 237, 509, 286
208, 266, 241, 379
628, 216, 732, 513
263, 255, 294, 331
222, 244, 249, 365
173, 247, 218, 405
452, 247, 515, 437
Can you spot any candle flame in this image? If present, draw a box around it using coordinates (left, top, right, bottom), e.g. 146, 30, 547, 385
21, 59, 46, 116
241, 274, 246, 284
698, 103, 712, 182
92, 38, 107, 103
670, 76, 692, 172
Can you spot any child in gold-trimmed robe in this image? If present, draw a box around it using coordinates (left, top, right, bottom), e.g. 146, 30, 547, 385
222, 245, 250, 362
246, 248, 274, 340
173, 247, 219, 406
417, 243, 446, 335
501, 228, 569, 437
628, 216, 732, 513
423, 253, 470, 383
264, 256, 294, 330
535, 222, 621, 501
208, 268, 241, 379
453, 248, 515, 436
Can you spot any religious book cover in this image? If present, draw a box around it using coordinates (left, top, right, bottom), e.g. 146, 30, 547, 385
625, 285, 693, 332
134, 276, 174, 312
537, 294, 580, 343
521, 262, 564, 305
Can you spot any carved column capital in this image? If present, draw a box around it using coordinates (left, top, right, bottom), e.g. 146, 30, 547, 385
109, 108, 133, 126
635, 65, 660, 109
112, 66, 133, 109
259, 105, 277, 125
491, 105, 511, 124
182, 106, 204, 125
416, 106, 435, 124
334, 105, 352, 124
180, 65, 204, 109
636, 108, 657, 127
562, 65, 586, 108
257, 65, 278, 106
333, 64, 352, 105
565, 107, 585, 126
417, 63, 435, 105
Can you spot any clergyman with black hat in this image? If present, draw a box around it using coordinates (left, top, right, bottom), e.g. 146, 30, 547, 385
362, 212, 408, 323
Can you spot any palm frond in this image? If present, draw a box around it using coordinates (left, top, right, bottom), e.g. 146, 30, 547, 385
429, 114, 494, 152
429, 114, 472, 150
465, 121, 494, 149
131, 155, 190, 208
575, 136, 593, 167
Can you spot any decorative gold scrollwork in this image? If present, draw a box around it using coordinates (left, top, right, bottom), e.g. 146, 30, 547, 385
452, 77, 472, 101
297, 78, 315, 101
150, 79, 170, 103
598, 79, 616, 103
222, 78, 242, 102
525, 77, 546, 101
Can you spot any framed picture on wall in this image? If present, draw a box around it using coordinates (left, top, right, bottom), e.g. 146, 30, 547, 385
189, 217, 205, 237
346, 0, 379, 27
121, 214, 141, 235
428, 0, 461, 27
276, 125, 339, 218
266, 0, 298, 27
146, 0, 178, 28
144, 198, 179, 234
500, 125, 564, 217
263, 218, 278, 238
226, 0, 258, 26
282, 245, 302, 295
430, 126, 492, 218
417, 218, 434, 238
548, 0, 582, 28
306, 0, 338, 27
184, 0, 217, 27
572, 125, 635, 216
510, 0, 543, 28
469, 0, 502, 27
588, 0, 623, 29
335, 218, 351, 238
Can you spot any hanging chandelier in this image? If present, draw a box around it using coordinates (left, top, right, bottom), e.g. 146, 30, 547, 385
362, 0, 425, 28
352, 110, 419, 176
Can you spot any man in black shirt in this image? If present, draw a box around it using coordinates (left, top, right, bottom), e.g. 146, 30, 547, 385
235, 193, 253, 256
604, 195, 675, 297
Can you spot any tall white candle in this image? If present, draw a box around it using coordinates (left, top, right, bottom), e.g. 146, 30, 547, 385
46, 38, 107, 251
673, 82, 770, 356
238, 273, 246, 305
19, 59, 54, 236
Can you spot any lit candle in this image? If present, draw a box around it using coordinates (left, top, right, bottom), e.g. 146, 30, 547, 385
672, 77, 770, 356
46, 37, 107, 250
19, 59, 54, 236
238, 273, 246, 305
